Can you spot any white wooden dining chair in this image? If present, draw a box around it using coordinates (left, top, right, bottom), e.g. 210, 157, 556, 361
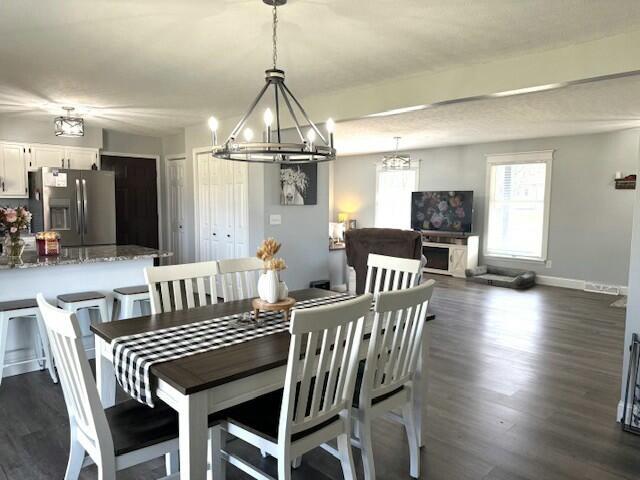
217, 257, 264, 302
364, 253, 422, 296
144, 261, 220, 314
214, 293, 373, 480
353, 279, 435, 480
36, 294, 182, 480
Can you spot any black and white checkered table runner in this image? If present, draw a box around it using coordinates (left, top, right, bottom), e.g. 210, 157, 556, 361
111, 293, 356, 407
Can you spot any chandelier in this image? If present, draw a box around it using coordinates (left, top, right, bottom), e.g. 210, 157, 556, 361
382, 137, 412, 170
54, 107, 84, 137
207, 0, 336, 164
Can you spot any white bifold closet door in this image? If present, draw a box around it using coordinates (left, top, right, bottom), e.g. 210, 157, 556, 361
196, 151, 249, 263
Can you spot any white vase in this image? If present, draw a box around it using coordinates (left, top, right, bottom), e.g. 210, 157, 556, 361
279, 281, 289, 300
258, 270, 279, 303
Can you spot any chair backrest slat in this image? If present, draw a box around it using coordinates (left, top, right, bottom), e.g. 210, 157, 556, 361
145, 261, 220, 314
184, 279, 195, 309
323, 323, 346, 412
359, 280, 435, 407
278, 294, 372, 442
36, 294, 114, 460
309, 325, 335, 417
365, 253, 422, 298
217, 257, 263, 302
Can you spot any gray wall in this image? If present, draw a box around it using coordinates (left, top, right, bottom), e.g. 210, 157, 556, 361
333, 129, 640, 286
263, 162, 330, 290
621, 134, 640, 402
162, 132, 185, 156
0, 116, 103, 148
102, 130, 162, 156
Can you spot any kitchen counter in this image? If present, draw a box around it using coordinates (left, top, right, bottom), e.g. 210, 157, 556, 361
0, 244, 172, 270
0, 244, 173, 380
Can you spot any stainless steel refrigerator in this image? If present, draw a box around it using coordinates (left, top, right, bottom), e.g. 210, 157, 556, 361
29, 168, 116, 247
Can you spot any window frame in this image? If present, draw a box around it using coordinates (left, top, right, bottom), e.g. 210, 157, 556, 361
374, 162, 420, 230
483, 150, 553, 262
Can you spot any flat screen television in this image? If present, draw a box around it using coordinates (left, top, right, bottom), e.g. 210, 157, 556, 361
410, 191, 474, 233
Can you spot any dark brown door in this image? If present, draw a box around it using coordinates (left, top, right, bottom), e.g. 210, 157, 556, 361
100, 155, 159, 249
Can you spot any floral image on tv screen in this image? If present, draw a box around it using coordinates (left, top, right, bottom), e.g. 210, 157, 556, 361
411, 191, 473, 233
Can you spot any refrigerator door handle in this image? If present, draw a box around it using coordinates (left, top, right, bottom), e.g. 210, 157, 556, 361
82, 178, 88, 234
75, 179, 82, 234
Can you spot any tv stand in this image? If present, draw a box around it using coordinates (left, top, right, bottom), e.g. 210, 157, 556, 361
421, 232, 479, 278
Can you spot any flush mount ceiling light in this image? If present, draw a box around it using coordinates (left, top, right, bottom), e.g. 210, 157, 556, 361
382, 137, 412, 170
54, 107, 84, 137
207, 0, 335, 164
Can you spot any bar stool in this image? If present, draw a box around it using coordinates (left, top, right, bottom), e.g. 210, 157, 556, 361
57, 291, 109, 330
112, 285, 151, 320
0, 298, 58, 386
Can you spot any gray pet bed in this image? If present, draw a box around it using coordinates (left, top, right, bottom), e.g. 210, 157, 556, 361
465, 265, 536, 289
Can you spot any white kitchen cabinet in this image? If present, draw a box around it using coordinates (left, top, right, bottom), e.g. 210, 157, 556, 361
66, 146, 99, 170
195, 150, 249, 262
0, 142, 28, 198
28, 144, 98, 171
29, 144, 66, 171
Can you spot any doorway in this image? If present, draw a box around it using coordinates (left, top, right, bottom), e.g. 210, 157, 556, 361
100, 154, 159, 249
166, 155, 187, 264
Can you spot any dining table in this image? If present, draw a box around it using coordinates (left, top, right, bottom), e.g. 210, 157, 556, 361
91, 288, 434, 480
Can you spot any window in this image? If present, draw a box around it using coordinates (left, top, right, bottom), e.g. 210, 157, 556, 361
485, 151, 553, 261
375, 165, 418, 229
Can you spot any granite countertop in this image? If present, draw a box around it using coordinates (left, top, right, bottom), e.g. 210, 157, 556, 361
0, 244, 173, 270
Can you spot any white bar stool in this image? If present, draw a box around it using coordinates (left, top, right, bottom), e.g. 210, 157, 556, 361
56, 291, 109, 330
112, 285, 151, 320
0, 298, 58, 386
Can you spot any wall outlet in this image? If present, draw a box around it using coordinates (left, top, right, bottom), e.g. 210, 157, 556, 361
269, 214, 282, 225
545, 260, 552, 268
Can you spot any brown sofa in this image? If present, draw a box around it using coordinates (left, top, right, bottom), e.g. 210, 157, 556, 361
345, 228, 422, 294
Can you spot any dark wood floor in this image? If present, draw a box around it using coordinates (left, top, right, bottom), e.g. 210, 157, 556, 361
1, 276, 639, 479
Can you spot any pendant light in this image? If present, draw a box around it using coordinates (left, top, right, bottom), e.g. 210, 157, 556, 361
54, 107, 84, 137
207, 0, 336, 164
382, 137, 412, 170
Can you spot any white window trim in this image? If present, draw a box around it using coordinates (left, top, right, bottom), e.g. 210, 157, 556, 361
374, 161, 420, 229
483, 150, 553, 262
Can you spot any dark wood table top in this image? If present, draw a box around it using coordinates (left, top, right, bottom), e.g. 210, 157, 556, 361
91, 288, 337, 395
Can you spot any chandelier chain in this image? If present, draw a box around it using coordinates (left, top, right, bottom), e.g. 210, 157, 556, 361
272, 5, 278, 69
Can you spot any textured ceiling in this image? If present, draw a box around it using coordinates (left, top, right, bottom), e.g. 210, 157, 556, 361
334, 75, 640, 155
1, 0, 640, 135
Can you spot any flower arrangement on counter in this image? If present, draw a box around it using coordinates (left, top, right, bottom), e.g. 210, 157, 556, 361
0, 206, 32, 258
256, 237, 287, 272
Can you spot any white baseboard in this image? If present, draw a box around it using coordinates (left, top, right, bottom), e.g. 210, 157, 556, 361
536, 275, 585, 290
536, 274, 627, 296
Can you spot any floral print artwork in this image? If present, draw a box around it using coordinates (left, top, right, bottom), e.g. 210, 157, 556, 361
411, 191, 473, 232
